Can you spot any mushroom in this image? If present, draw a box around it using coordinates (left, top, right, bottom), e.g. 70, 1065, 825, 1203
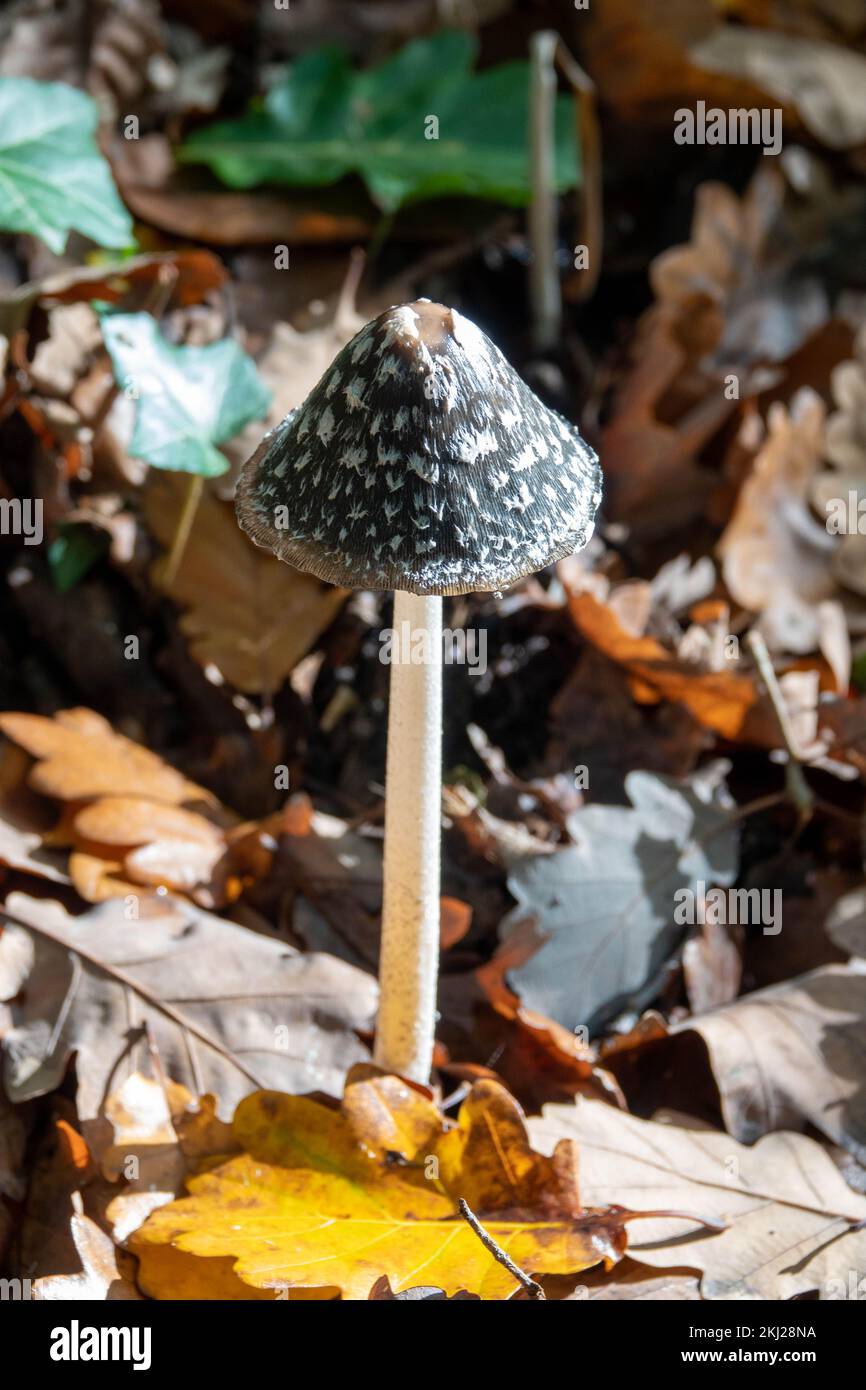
236, 299, 601, 1083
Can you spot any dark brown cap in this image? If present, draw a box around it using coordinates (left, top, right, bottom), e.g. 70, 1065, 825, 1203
236, 300, 601, 595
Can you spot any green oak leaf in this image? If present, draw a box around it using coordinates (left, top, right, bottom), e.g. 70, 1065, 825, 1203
178, 31, 579, 211
101, 313, 271, 478
0, 78, 134, 254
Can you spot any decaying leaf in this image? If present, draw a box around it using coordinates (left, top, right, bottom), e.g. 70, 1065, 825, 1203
498, 763, 738, 1033
597, 308, 732, 532
0, 707, 209, 805
567, 583, 771, 742
0, 892, 378, 1127
674, 964, 866, 1162
221, 265, 365, 477
813, 323, 866, 600
529, 1098, 866, 1300
101, 1073, 238, 1243
0, 0, 164, 117
0, 248, 227, 340
0, 814, 69, 884
691, 26, 866, 149
130, 1076, 708, 1300
0, 707, 246, 906
32, 1199, 142, 1301
719, 390, 848, 678
142, 471, 347, 692
650, 168, 827, 372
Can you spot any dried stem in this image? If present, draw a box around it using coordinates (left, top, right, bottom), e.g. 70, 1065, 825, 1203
554, 39, 602, 303
162, 472, 204, 587
457, 1198, 546, 1300
528, 30, 560, 353
747, 629, 814, 817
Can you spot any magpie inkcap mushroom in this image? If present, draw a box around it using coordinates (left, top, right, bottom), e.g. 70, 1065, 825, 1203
236, 299, 602, 1084
236, 299, 601, 595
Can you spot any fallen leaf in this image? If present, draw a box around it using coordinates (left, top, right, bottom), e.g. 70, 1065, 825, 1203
0, 707, 209, 805
718, 389, 847, 673
106, 1083, 240, 1244
529, 1098, 866, 1300
826, 884, 866, 958
812, 323, 866, 600
577, 0, 763, 118
67, 849, 152, 905
0, 891, 378, 1127
598, 308, 732, 533
498, 763, 738, 1033
674, 964, 866, 1162
682, 910, 742, 1014
567, 584, 770, 742
650, 168, 827, 372
29, 301, 101, 397
119, 182, 375, 247
0, 248, 227, 339
0, 708, 273, 907
439, 896, 472, 949
72, 797, 224, 847
99, 1073, 194, 1241
0, 815, 69, 884
341, 1064, 445, 1162
33, 1198, 142, 1301
0, 0, 164, 118
220, 275, 365, 478
563, 1258, 701, 1302
101, 312, 271, 477
691, 26, 866, 149
129, 1078, 696, 1300
142, 471, 347, 693
599, 168, 828, 536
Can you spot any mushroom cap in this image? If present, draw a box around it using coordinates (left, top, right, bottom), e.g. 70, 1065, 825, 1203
236, 300, 601, 596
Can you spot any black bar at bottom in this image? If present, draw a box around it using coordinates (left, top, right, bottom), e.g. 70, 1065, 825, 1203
4, 1296, 850, 1375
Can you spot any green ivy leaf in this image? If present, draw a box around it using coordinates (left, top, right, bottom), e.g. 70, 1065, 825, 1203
48, 524, 109, 592
178, 31, 579, 211
101, 313, 271, 478
0, 78, 134, 254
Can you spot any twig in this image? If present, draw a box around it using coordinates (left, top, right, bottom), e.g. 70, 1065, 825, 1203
335, 246, 366, 333
553, 40, 602, 304
528, 30, 560, 353
746, 629, 814, 818
724, 791, 786, 824
457, 1198, 546, 1300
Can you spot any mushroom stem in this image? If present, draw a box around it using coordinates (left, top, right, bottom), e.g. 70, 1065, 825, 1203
374, 588, 442, 1083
